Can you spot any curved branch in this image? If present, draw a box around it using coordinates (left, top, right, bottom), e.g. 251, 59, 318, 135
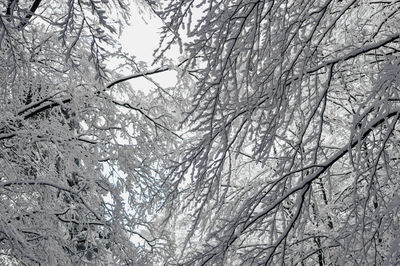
106, 59, 189, 89
225, 108, 400, 256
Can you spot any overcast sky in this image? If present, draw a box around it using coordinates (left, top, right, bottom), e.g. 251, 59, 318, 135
116, 6, 179, 94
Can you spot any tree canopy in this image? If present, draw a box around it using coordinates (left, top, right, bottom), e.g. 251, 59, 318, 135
0, 0, 178, 264
0, 0, 399, 265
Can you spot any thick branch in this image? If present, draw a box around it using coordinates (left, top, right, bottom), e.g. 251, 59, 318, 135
224, 108, 400, 255
306, 34, 400, 74
18, 0, 42, 28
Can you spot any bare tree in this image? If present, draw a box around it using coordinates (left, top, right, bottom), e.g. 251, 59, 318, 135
155, 0, 400, 264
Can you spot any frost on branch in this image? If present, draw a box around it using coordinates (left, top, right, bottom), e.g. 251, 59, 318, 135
0, 0, 180, 264
155, 0, 400, 264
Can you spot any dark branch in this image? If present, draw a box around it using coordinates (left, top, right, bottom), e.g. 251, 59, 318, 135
18, 0, 42, 28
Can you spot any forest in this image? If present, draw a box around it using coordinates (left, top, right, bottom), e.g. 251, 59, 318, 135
0, 0, 399, 265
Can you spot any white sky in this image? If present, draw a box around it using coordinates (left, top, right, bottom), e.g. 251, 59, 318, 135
115, 5, 179, 94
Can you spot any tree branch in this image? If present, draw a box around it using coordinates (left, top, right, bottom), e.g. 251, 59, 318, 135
106, 59, 188, 89
18, 0, 42, 28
